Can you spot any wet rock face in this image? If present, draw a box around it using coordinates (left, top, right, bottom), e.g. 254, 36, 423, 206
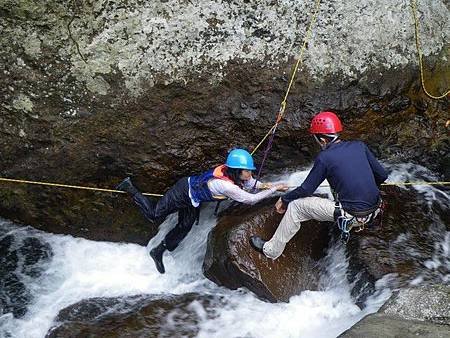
203, 186, 449, 304
346, 185, 450, 288
339, 285, 450, 338
203, 197, 330, 302
46, 293, 226, 338
0, 229, 53, 318
0, 0, 448, 243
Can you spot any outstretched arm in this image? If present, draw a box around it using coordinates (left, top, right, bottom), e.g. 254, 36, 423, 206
281, 158, 327, 205
242, 177, 287, 191
221, 181, 278, 204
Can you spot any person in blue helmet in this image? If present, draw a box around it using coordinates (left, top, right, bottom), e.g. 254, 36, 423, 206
116, 148, 288, 274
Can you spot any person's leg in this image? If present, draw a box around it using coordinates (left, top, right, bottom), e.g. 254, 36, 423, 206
150, 205, 198, 273
119, 177, 191, 223
116, 177, 158, 222
262, 197, 335, 259
132, 192, 158, 222
153, 177, 193, 222
162, 206, 198, 251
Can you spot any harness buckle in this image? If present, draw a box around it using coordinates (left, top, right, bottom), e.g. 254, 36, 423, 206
334, 197, 384, 243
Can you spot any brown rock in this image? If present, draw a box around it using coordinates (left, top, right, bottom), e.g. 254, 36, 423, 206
203, 197, 331, 302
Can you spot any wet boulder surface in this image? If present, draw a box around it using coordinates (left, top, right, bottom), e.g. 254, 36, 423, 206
0, 0, 448, 243
345, 185, 450, 301
45, 293, 226, 338
202, 185, 449, 305
203, 197, 331, 302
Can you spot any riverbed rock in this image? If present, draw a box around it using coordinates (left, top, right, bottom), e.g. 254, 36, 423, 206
0, 224, 53, 318
203, 197, 331, 302
339, 285, 450, 337
45, 293, 226, 338
345, 185, 450, 295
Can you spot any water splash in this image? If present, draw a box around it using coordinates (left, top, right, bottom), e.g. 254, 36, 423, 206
0, 162, 448, 338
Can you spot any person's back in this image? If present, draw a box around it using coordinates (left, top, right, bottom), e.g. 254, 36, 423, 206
317, 140, 386, 212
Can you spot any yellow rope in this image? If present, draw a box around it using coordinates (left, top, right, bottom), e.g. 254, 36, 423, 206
0, 177, 448, 198
251, 0, 321, 155
0, 177, 164, 197
410, 0, 450, 99
251, 124, 277, 156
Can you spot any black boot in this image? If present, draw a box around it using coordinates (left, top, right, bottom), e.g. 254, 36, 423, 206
150, 241, 166, 274
250, 236, 267, 255
116, 177, 139, 196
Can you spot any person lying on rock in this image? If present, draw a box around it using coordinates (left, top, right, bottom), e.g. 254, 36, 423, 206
116, 148, 288, 274
250, 111, 388, 259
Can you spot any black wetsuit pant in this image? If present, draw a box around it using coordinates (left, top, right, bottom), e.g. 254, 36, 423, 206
132, 177, 198, 251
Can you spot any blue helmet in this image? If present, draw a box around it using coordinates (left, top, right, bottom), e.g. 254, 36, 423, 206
225, 149, 256, 170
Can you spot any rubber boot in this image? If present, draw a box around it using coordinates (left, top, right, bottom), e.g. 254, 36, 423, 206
116, 177, 139, 196
249, 236, 267, 255
150, 241, 166, 274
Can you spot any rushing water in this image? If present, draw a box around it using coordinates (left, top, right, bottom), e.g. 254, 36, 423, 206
0, 164, 448, 338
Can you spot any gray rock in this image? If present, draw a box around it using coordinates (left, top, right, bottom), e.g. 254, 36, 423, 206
0, 1, 448, 244
380, 285, 450, 325
339, 314, 450, 338
339, 285, 450, 338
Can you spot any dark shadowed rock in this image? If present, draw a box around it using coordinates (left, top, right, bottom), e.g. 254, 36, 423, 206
0, 230, 53, 318
346, 185, 450, 289
46, 293, 226, 338
203, 197, 330, 302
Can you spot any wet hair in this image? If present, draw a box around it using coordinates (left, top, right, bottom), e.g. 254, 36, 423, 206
225, 167, 242, 186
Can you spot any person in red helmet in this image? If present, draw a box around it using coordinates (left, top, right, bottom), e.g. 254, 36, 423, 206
250, 111, 388, 259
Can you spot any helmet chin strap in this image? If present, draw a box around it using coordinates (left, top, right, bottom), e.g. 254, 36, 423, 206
313, 134, 339, 149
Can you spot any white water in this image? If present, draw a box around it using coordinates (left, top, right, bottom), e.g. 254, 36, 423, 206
0, 164, 448, 338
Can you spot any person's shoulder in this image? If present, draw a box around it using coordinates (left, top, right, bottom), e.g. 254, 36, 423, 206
314, 151, 328, 166
210, 177, 236, 188
346, 140, 367, 150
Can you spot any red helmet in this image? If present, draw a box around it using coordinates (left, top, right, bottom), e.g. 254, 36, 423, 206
309, 111, 343, 134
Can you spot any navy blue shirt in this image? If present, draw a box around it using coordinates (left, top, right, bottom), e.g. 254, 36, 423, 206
282, 141, 388, 212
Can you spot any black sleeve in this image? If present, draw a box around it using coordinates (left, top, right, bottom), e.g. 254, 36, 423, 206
281, 157, 327, 204
365, 144, 388, 186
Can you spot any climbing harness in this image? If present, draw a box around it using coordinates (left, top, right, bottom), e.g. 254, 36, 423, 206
410, 0, 449, 99
334, 198, 385, 243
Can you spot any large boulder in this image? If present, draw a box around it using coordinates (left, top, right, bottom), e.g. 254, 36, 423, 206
203, 185, 449, 304
46, 293, 225, 338
339, 285, 450, 337
203, 197, 331, 302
